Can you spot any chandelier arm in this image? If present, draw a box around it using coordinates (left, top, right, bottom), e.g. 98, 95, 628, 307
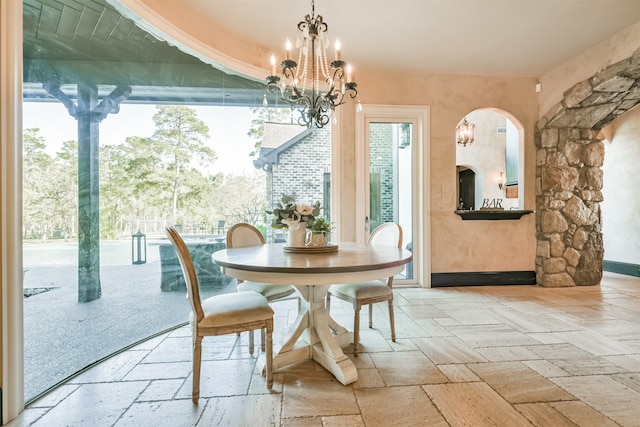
295, 99, 312, 127
345, 82, 358, 99
281, 59, 297, 81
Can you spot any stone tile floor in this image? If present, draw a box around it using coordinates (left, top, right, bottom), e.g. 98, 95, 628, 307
8, 272, 640, 426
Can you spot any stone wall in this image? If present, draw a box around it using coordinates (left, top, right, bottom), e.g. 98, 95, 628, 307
535, 47, 640, 287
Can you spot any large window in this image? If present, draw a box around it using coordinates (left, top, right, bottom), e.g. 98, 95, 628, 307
22, 0, 328, 401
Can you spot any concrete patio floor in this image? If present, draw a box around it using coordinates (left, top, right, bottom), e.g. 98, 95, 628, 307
22, 237, 232, 401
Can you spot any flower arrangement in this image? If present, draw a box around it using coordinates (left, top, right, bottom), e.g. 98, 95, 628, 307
267, 194, 321, 229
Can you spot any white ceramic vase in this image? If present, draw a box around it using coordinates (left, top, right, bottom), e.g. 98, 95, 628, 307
286, 222, 307, 247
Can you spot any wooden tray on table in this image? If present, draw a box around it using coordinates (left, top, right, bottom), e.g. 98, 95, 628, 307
282, 243, 339, 254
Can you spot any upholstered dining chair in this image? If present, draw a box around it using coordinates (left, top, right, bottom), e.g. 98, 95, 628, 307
165, 226, 273, 403
226, 223, 298, 350
326, 222, 403, 356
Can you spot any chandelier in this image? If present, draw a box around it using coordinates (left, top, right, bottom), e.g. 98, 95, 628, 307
265, 0, 358, 128
456, 117, 475, 146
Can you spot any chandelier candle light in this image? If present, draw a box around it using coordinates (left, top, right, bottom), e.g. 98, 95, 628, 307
266, 0, 358, 128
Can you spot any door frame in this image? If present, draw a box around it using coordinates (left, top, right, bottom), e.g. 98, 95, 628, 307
355, 105, 430, 287
1, 0, 25, 421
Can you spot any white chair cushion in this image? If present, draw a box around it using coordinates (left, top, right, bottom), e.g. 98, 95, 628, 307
237, 281, 296, 301
191, 291, 274, 328
329, 281, 391, 299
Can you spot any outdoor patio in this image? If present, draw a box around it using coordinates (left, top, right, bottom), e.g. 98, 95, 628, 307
22, 236, 233, 401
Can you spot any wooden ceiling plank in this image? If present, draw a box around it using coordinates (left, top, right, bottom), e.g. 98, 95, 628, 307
23, 3, 42, 38
23, 0, 266, 102
51, 0, 88, 9
57, 6, 82, 39
39, 3, 63, 36
75, 5, 101, 40
127, 25, 149, 43
93, 7, 121, 41
109, 17, 136, 42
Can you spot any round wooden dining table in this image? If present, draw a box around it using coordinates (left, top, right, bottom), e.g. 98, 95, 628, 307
212, 242, 412, 385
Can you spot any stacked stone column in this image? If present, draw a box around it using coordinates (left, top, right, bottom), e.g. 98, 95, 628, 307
534, 47, 639, 287
535, 128, 604, 286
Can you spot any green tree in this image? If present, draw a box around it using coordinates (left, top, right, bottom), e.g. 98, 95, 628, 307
152, 106, 216, 224
179, 168, 218, 231
100, 144, 133, 238
23, 138, 78, 241
213, 172, 267, 226
23, 128, 53, 239
51, 140, 79, 238
23, 130, 80, 241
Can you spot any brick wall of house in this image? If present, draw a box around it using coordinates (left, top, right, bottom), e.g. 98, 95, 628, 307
271, 127, 331, 209
267, 126, 331, 242
368, 124, 395, 230
267, 123, 397, 239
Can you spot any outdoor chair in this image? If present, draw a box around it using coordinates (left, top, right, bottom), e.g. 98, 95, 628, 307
326, 222, 402, 356
226, 223, 298, 350
165, 226, 273, 403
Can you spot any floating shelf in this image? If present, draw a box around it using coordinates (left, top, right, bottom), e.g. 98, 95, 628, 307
455, 209, 534, 220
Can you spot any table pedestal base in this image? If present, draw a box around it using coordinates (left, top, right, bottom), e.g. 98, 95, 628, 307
258, 285, 357, 385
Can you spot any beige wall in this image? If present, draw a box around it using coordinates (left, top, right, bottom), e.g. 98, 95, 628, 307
358, 72, 538, 273
602, 105, 640, 265
538, 21, 640, 118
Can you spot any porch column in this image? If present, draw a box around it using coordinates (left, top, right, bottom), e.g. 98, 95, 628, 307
45, 82, 131, 302
77, 83, 102, 302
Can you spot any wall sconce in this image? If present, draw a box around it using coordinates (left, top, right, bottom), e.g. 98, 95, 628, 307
456, 117, 475, 146
498, 171, 505, 191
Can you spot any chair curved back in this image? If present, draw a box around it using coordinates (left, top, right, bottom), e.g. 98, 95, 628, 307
369, 222, 403, 249
165, 226, 204, 324
227, 223, 265, 248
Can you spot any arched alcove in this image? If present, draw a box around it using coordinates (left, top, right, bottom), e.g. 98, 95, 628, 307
535, 47, 640, 287
456, 108, 526, 211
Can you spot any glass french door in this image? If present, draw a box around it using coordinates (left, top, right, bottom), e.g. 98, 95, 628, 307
356, 105, 428, 285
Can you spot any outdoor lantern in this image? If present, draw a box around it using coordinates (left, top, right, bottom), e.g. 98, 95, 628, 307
131, 230, 147, 265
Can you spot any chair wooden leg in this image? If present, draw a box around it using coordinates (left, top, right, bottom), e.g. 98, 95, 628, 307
261, 328, 266, 352
192, 334, 203, 404
388, 299, 396, 342
249, 330, 254, 354
369, 303, 374, 328
353, 303, 361, 357
265, 322, 273, 389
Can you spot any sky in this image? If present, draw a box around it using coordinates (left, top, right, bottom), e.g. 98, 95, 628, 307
22, 102, 261, 176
